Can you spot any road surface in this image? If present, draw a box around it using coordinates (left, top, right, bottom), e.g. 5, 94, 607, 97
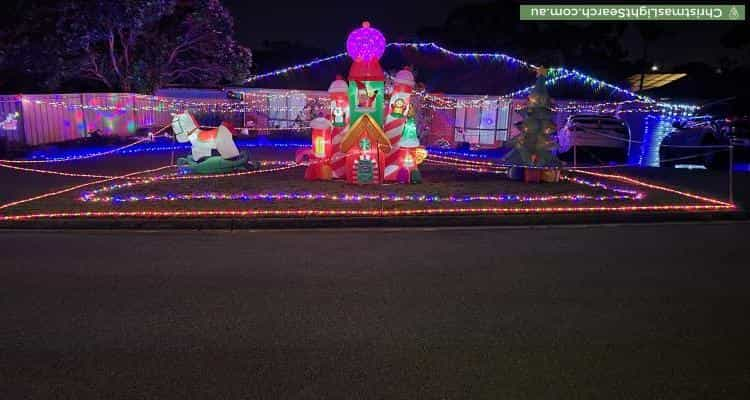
1, 222, 749, 399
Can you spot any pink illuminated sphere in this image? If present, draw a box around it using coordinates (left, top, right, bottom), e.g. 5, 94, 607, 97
346, 21, 386, 62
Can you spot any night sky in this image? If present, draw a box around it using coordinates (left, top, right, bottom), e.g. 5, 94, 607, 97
223, 0, 467, 52
222, 0, 745, 70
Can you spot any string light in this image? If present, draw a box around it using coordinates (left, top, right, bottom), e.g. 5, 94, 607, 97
571, 169, 734, 206
80, 168, 644, 204
19, 140, 310, 162
0, 204, 733, 223
80, 191, 642, 204
0, 162, 131, 179
0, 137, 151, 164
0, 165, 175, 210
389, 42, 538, 69
0, 160, 294, 179
243, 41, 695, 111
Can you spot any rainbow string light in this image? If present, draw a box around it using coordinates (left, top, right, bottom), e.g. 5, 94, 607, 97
79, 169, 644, 204
80, 191, 641, 204
0, 204, 734, 223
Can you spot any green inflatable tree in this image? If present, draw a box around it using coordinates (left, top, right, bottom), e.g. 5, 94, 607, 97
504, 67, 561, 167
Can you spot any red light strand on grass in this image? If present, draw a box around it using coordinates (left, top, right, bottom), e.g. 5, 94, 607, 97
0, 165, 176, 211
571, 169, 734, 207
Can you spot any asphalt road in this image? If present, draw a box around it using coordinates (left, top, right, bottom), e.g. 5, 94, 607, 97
2, 223, 749, 399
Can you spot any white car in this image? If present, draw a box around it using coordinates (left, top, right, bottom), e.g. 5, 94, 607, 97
556, 114, 631, 162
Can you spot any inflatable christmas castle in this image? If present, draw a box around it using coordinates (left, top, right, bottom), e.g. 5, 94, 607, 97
303, 22, 426, 184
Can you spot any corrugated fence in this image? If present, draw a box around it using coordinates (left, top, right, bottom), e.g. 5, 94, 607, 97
0, 93, 172, 147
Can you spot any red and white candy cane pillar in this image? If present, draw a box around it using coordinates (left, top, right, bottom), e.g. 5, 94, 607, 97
327, 76, 350, 179
383, 68, 416, 182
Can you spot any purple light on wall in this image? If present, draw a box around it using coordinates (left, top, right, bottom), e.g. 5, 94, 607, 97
346, 21, 386, 62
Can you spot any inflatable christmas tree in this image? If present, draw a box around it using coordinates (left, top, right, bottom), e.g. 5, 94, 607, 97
504, 67, 561, 182
507, 67, 560, 166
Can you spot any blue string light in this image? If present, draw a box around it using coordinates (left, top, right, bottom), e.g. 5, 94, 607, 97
244, 42, 698, 112
23, 139, 311, 161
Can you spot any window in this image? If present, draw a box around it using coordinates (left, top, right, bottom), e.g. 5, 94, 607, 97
454, 100, 510, 147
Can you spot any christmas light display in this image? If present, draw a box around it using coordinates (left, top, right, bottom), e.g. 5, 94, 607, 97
382, 67, 424, 183
302, 22, 426, 185
244, 41, 536, 84
171, 111, 252, 173
570, 168, 732, 206
0, 204, 733, 223
13, 140, 309, 163
504, 67, 562, 183
79, 167, 645, 204
0, 162, 129, 179
0, 137, 151, 164
243, 40, 696, 112
1, 25, 738, 227
1, 112, 19, 130
328, 76, 351, 178
14, 87, 696, 115
0, 146, 735, 223
302, 117, 334, 180
80, 190, 641, 204
0, 165, 175, 211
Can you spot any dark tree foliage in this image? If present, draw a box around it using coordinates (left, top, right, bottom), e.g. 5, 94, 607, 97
0, 0, 252, 93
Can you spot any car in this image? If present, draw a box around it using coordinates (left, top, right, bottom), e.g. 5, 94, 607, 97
555, 114, 631, 163
659, 115, 750, 169
659, 97, 750, 169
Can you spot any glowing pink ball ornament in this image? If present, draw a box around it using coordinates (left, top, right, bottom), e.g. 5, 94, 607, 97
346, 21, 386, 62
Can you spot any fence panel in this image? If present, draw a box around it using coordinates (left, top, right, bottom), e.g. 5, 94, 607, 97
21, 94, 85, 146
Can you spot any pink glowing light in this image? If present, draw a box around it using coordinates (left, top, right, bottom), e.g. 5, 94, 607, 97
346, 21, 386, 62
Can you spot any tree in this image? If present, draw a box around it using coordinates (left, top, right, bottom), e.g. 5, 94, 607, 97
144, 0, 253, 90
504, 68, 560, 167
51, 0, 252, 92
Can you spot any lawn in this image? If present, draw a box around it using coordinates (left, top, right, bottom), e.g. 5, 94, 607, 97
0, 143, 738, 223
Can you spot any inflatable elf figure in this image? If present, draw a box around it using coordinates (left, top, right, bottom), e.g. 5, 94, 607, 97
383, 67, 425, 183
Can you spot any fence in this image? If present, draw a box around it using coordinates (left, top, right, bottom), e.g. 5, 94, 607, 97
0, 93, 172, 147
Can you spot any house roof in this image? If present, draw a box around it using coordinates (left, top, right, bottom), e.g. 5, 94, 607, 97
340, 114, 392, 152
